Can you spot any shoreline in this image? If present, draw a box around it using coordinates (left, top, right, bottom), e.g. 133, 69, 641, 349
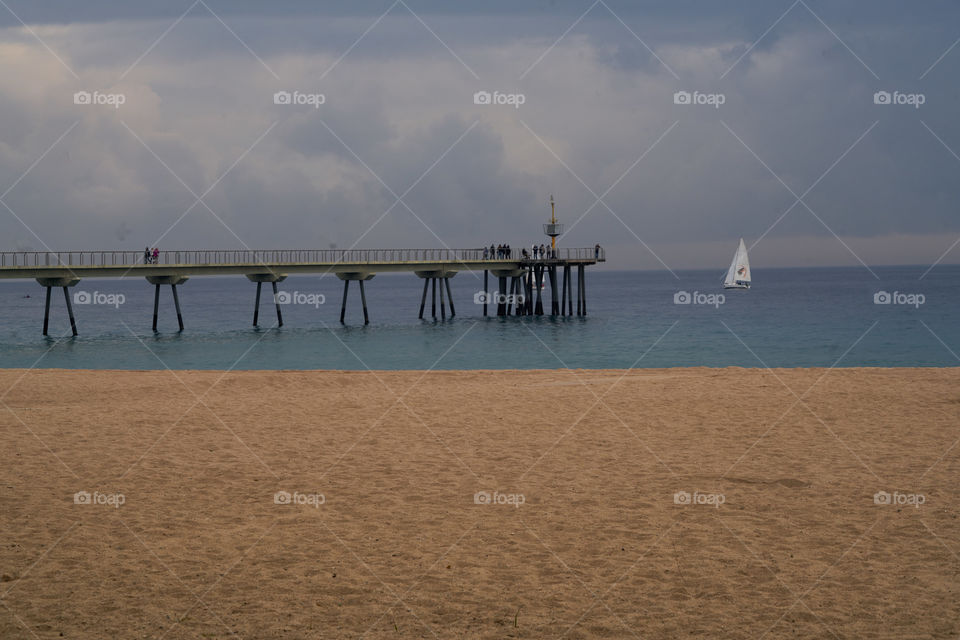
3, 365, 959, 373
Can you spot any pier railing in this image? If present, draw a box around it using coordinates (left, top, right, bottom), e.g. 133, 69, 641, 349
0, 247, 605, 268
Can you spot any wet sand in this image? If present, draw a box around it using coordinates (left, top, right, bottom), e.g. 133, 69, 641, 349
1, 367, 958, 639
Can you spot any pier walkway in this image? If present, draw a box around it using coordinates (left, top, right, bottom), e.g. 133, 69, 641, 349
0, 247, 605, 334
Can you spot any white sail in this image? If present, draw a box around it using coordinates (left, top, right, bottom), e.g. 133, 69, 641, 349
724, 238, 751, 288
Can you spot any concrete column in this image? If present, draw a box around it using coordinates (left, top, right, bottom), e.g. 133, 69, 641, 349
549, 266, 559, 315
535, 266, 544, 316
171, 284, 184, 331
445, 277, 455, 317
577, 266, 584, 316
340, 279, 349, 324
42, 286, 51, 336
526, 267, 533, 315
483, 270, 488, 317
497, 276, 507, 316
439, 276, 447, 320
359, 279, 369, 325
271, 281, 283, 327
62, 287, 77, 336
419, 278, 429, 319
580, 265, 587, 315
152, 283, 160, 330
560, 266, 567, 316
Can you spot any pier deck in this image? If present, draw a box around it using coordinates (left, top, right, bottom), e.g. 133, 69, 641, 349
0, 248, 602, 279
0, 248, 605, 333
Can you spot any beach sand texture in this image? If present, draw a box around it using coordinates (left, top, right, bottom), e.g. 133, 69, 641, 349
1, 367, 958, 639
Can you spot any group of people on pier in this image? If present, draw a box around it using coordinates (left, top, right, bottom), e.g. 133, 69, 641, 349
484, 243, 558, 260
143, 247, 160, 264
486, 244, 513, 259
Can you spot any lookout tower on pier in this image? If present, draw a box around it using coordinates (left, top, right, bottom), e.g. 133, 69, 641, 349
544, 195, 563, 251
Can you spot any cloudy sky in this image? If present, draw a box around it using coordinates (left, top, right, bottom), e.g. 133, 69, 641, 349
0, 0, 958, 270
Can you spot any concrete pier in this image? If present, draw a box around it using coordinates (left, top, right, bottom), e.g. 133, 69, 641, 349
2, 248, 604, 333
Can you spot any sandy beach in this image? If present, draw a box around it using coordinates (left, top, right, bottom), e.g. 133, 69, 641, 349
0, 367, 958, 639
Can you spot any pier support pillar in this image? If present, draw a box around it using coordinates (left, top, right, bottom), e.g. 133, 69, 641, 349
63, 287, 77, 336
560, 266, 568, 317
152, 283, 160, 330
445, 278, 455, 318
414, 271, 457, 321
439, 276, 447, 320
271, 281, 283, 327
566, 266, 573, 316
549, 266, 559, 316
580, 265, 587, 315
577, 266, 584, 316
418, 278, 429, 319
359, 279, 369, 325
336, 272, 374, 324
526, 267, 534, 315
42, 286, 52, 336
147, 276, 189, 331
36, 278, 81, 336
483, 270, 488, 317
515, 277, 525, 316
246, 274, 287, 328
535, 266, 544, 316
497, 276, 507, 316
171, 284, 184, 332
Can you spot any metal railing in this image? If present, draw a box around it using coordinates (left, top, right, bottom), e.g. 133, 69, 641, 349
0, 247, 606, 268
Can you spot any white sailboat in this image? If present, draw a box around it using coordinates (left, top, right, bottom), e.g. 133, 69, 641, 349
723, 238, 751, 289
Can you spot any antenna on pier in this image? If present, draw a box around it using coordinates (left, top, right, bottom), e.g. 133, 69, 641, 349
543, 194, 563, 250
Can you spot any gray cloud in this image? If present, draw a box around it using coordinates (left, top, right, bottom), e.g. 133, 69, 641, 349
0, 2, 958, 270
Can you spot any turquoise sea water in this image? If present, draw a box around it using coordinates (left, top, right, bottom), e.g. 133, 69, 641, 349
0, 266, 956, 370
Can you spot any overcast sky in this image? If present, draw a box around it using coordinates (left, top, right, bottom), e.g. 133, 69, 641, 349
0, 0, 958, 270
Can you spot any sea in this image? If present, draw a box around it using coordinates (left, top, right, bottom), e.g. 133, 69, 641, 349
0, 266, 956, 370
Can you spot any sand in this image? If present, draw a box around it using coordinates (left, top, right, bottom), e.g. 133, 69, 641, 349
0, 367, 958, 639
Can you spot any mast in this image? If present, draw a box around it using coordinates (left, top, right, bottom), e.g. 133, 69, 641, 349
544, 195, 563, 251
